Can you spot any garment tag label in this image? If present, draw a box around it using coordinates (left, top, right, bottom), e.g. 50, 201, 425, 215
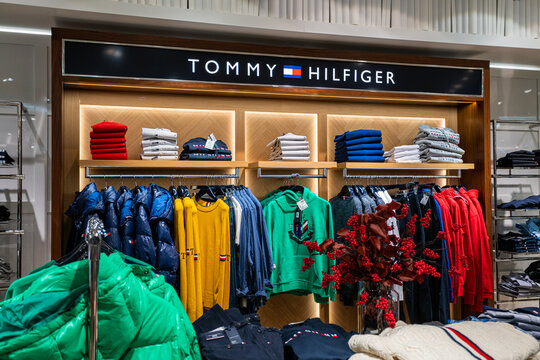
225, 327, 243, 345
205, 133, 217, 150
420, 193, 429, 206
205, 327, 226, 341
297, 199, 308, 211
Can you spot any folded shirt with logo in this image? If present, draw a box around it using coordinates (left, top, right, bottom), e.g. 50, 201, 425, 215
141, 127, 177, 141
336, 142, 383, 151
414, 124, 460, 144
180, 136, 232, 161
420, 148, 463, 159
497, 150, 539, 168
90, 138, 126, 145
334, 129, 382, 142
267, 133, 310, 161
140, 127, 178, 160
90, 131, 127, 139
90, 143, 126, 150
420, 155, 463, 163
141, 139, 178, 147
91, 121, 128, 133
140, 155, 179, 160
89, 121, 128, 160
335, 136, 383, 148
91, 147, 127, 154
415, 139, 465, 155
334, 129, 383, 163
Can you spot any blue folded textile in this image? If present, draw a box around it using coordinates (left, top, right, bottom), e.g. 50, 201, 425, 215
179, 152, 232, 161
335, 149, 385, 157
335, 155, 385, 163
335, 142, 383, 151
334, 129, 382, 142
499, 195, 540, 209
335, 136, 383, 148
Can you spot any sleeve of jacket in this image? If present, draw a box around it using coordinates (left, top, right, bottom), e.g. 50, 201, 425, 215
325, 200, 336, 302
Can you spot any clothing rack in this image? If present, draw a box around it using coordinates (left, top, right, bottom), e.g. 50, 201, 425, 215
257, 167, 328, 179
86, 217, 106, 360
342, 168, 462, 179
84, 166, 240, 179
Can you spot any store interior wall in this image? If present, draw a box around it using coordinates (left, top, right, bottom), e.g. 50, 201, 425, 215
491, 68, 540, 308
0, 33, 50, 298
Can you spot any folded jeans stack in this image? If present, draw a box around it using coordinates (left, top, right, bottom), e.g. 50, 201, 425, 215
497, 150, 538, 168
498, 272, 540, 298
140, 127, 178, 160
180, 136, 232, 161
90, 121, 128, 160
498, 232, 540, 253
516, 218, 540, 241
384, 144, 421, 163
498, 195, 540, 210
414, 125, 464, 163
478, 306, 540, 341
267, 133, 310, 161
334, 129, 384, 162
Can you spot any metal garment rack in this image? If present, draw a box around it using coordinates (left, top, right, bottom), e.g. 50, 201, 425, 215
257, 167, 328, 179
491, 118, 540, 307
0, 101, 24, 289
84, 166, 240, 179
342, 168, 462, 179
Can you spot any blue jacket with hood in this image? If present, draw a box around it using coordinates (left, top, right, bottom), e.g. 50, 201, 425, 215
116, 185, 135, 257
65, 183, 104, 251
132, 186, 156, 267
102, 185, 122, 251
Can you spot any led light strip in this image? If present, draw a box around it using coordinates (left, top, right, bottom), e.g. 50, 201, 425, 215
0, 26, 51, 36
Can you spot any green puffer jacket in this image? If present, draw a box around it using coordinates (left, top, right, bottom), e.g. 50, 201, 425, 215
0, 252, 201, 360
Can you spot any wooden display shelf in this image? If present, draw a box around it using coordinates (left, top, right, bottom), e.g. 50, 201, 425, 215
249, 161, 337, 169
337, 162, 475, 170
79, 160, 248, 169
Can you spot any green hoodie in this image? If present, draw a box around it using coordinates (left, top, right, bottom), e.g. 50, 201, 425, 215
0, 252, 201, 360
263, 187, 335, 303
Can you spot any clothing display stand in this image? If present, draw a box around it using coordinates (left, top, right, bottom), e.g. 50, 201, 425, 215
52, 28, 490, 330
0, 101, 25, 289
491, 118, 540, 308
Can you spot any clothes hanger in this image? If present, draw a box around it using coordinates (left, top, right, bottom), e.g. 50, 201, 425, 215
195, 185, 218, 202
169, 177, 179, 199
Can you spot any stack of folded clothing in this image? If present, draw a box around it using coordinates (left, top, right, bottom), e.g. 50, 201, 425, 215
497, 150, 538, 168
498, 272, 540, 298
0, 149, 14, 166
414, 125, 464, 163
535, 150, 540, 165
90, 121, 128, 160
140, 127, 178, 160
516, 218, 540, 240
384, 145, 420, 163
498, 232, 540, 253
498, 195, 540, 210
478, 306, 540, 341
267, 133, 310, 161
334, 129, 384, 163
180, 135, 232, 161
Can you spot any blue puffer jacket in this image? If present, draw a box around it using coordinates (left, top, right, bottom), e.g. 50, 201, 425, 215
149, 184, 179, 287
102, 186, 122, 251
132, 186, 156, 267
116, 186, 135, 257
65, 183, 104, 251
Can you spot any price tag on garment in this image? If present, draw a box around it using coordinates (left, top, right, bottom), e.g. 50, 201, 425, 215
205, 133, 217, 150
297, 199, 308, 211
225, 327, 243, 345
420, 193, 429, 206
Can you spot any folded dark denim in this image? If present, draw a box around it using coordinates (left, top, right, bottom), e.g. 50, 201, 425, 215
499, 195, 540, 209
334, 129, 382, 142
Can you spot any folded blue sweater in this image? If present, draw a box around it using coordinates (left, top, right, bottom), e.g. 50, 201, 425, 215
334, 129, 382, 142
336, 149, 385, 156
335, 136, 383, 148
335, 143, 384, 151
336, 155, 385, 163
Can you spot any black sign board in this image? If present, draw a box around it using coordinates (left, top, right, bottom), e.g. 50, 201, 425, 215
63, 40, 483, 97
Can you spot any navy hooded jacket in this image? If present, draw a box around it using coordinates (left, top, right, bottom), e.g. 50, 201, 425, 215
102, 186, 122, 251
116, 186, 135, 257
65, 183, 104, 251
132, 186, 156, 267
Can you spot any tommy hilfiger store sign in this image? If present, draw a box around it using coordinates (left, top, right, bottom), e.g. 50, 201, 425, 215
63, 40, 483, 97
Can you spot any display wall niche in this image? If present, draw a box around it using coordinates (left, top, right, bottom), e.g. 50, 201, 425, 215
52, 28, 491, 329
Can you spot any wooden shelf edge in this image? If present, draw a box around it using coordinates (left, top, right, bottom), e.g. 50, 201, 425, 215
79, 160, 248, 168
336, 162, 475, 170
248, 161, 337, 169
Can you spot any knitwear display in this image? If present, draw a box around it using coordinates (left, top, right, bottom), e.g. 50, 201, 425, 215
89, 121, 128, 160
140, 127, 179, 160
267, 133, 310, 161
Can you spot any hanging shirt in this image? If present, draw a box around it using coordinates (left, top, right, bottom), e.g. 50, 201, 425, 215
195, 197, 231, 310
174, 198, 189, 313
183, 196, 203, 321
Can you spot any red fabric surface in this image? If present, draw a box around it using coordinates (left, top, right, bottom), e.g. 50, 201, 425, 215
91, 121, 128, 133
91, 153, 128, 160
442, 189, 466, 299
90, 138, 126, 145
454, 193, 476, 306
91, 147, 127, 154
90, 132, 127, 139
90, 143, 126, 150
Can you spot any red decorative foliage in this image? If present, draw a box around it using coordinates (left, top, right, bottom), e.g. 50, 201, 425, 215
302, 201, 443, 328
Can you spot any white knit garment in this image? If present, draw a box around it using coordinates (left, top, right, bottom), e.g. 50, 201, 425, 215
348, 321, 540, 360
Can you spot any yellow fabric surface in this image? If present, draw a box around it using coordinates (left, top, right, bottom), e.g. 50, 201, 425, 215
183, 197, 203, 321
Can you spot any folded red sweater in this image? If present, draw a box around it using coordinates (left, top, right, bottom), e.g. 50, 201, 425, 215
91, 147, 127, 154
90, 131, 127, 139
92, 153, 128, 160
90, 138, 126, 145
90, 143, 126, 150
91, 121, 128, 133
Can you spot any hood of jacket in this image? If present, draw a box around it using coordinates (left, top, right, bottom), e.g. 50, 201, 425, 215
116, 186, 134, 221
132, 186, 151, 213
102, 185, 117, 205
149, 184, 174, 224
65, 182, 104, 220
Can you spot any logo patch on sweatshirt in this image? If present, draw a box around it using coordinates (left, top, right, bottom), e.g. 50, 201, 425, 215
302, 220, 309, 234
219, 255, 227, 261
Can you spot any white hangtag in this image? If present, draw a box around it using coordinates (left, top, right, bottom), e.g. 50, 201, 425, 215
420, 193, 429, 206
205, 133, 217, 150
297, 199, 308, 211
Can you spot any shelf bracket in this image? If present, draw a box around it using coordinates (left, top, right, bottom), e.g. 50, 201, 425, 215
85, 166, 240, 179
342, 168, 462, 179
257, 167, 328, 179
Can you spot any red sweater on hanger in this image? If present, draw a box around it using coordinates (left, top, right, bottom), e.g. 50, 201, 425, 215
91, 121, 128, 133
467, 189, 494, 300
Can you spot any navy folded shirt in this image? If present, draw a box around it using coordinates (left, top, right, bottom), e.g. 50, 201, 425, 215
334, 129, 382, 142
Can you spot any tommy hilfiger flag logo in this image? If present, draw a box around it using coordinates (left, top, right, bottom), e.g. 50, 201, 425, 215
283, 65, 301, 78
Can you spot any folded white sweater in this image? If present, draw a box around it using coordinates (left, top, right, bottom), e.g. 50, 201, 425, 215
140, 155, 178, 160
142, 145, 179, 152
141, 139, 177, 147
142, 128, 177, 141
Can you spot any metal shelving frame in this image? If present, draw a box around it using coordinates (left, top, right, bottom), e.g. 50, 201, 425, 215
491, 118, 540, 307
0, 101, 24, 290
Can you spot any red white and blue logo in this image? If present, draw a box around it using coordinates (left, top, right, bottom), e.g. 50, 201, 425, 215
283, 65, 302, 78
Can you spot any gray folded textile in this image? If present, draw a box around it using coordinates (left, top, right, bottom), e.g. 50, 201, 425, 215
142, 145, 179, 152
414, 124, 460, 144
140, 155, 178, 160
273, 156, 310, 161
419, 148, 463, 159
421, 156, 464, 163
141, 139, 177, 146
415, 139, 465, 155
142, 127, 177, 141
141, 150, 179, 156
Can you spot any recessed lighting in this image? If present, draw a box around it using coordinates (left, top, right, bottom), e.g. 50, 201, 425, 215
2, 78, 14, 82
497, 101, 502, 105
524, 89, 533, 94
